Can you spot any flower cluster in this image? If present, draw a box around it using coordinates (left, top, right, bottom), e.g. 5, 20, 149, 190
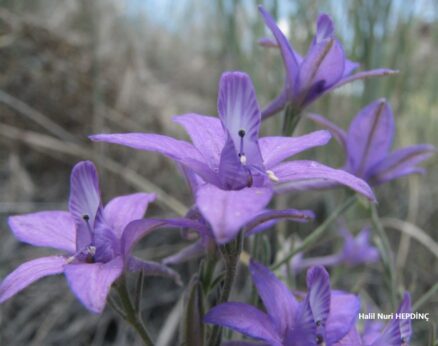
0, 5, 433, 345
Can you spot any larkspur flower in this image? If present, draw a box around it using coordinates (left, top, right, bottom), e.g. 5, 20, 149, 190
258, 5, 397, 119
90, 71, 375, 202
0, 161, 200, 313
204, 261, 360, 346
293, 226, 379, 272
309, 99, 435, 185
340, 293, 412, 346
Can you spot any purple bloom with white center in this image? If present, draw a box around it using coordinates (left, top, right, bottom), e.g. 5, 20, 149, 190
90, 71, 375, 202
309, 99, 435, 185
258, 6, 397, 119
293, 227, 379, 272
0, 161, 200, 313
204, 261, 360, 346
340, 293, 412, 346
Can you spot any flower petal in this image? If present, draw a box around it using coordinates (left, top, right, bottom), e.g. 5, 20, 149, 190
306, 266, 331, 329
333, 327, 362, 346
64, 256, 123, 314
258, 5, 300, 96
204, 302, 282, 346
173, 114, 225, 168
299, 38, 345, 107
69, 161, 102, 250
326, 291, 360, 344
104, 193, 156, 238
218, 72, 264, 170
398, 293, 412, 343
341, 227, 379, 265
272, 160, 376, 202
260, 130, 331, 168
370, 144, 435, 184
8, 211, 76, 253
307, 113, 347, 152
314, 14, 334, 43
196, 185, 273, 244
245, 209, 315, 236
347, 99, 394, 177
127, 256, 181, 285
249, 260, 298, 337
0, 256, 66, 303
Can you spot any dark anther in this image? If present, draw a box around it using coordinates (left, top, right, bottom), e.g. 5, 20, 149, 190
238, 129, 246, 137
316, 320, 321, 327
82, 214, 90, 221
316, 335, 324, 344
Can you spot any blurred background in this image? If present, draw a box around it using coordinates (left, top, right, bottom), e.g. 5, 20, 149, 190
0, 0, 437, 345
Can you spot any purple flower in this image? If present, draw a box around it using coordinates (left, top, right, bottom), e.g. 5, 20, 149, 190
204, 261, 360, 345
258, 6, 397, 119
293, 226, 379, 271
340, 293, 412, 345
90, 71, 375, 201
0, 161, 200, 313
309, 99, 435, 185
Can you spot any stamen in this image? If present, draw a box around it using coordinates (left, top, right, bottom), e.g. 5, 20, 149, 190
82, 214, 90, 221
238, 129, 246, 164
239, 154, 247, 165
266, 170, 279, 182
82, 214, 94, 234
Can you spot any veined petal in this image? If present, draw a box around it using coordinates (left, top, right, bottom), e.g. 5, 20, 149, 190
307, 113, 347, 152
204, 302, 282, 346
286, 298, 317, 346
258, 5, 300, 95
306, 266, 331, 332
69, 161, 102, 249
173, 113, 225, 168
64, 256, 123, 314
261, 87, 288, 120
104, 193, 156, 238
347, 99, 394, 177
299, 38, 345, 107
245, 209, 315, 236
249, 260, 298, 337
89, 132, 203, 164
370, 144, 435, 184
272, 160, 376, 202
127, 256, 181, 285
0, 256, 66, 303
218, 72, 264, 170
332, 68, 398, 90
326, 291, 360, 344
196, 185, 273, 244
260, 130, 331, 168
8, 211, 76, 253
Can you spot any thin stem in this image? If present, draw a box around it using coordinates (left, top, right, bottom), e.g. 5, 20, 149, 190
413, 282, 438, 311
370, 204, 397, 310
208, 232, 243, 346
116, 277, 154, 346
282, 103, 301, 136
272, 195, 357, 271
135, 270, 145, 317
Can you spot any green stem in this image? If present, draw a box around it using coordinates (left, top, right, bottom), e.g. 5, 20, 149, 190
208, 232, 243, 346
271, 195, 357, 271
413, 282, 438, 311
282, 103, 301, 136
370, 204, 397, 310
116, 277, 154, 346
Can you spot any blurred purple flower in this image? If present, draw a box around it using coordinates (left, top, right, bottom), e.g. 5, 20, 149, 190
309, 99, 435, 185
204, 261, 360, 345
90, 71, 375, 201
293, 227, 379, 272
258, 6, 397, 119
0, 161, 200, 313
342, 293, 412, 345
